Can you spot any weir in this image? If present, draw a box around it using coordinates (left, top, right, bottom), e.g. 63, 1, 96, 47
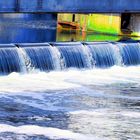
0, 41, 140, 74
0, 1, 140, 74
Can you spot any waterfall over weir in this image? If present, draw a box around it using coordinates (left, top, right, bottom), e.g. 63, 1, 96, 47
0, 41, 140, 74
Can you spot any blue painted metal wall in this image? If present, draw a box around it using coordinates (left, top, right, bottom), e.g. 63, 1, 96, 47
0, 0, 140, 13
0, 13, 57, 43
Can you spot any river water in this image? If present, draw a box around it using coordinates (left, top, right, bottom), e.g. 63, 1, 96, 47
0, 13, 139, 140
0, 66, 140, 140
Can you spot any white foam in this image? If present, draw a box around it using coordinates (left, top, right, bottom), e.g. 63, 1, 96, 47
69, 110, 140, 119
69, 110, 107, 116
0, 71, 80, 93
0, 66, 140, 94
0, 124, 102, 140
121, 111, 140, 118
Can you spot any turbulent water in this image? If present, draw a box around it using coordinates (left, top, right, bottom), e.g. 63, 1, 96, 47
0, 66, 139, 140
0, 42, 140, 140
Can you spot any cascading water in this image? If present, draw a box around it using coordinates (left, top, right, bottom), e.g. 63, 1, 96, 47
19, 43, 62, 72
0, 45, 21, 74
16, 46, 34, 73
117, 42, 140, 65
0, 41, 140, 74
52, 42, 93, 69
84, 42, 119, 67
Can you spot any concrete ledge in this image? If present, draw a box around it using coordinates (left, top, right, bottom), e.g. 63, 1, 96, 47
0, 0, 140, 13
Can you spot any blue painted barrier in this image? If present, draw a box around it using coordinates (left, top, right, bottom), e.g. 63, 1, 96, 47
0, 0, 140, 13
0, 13, 57, 43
